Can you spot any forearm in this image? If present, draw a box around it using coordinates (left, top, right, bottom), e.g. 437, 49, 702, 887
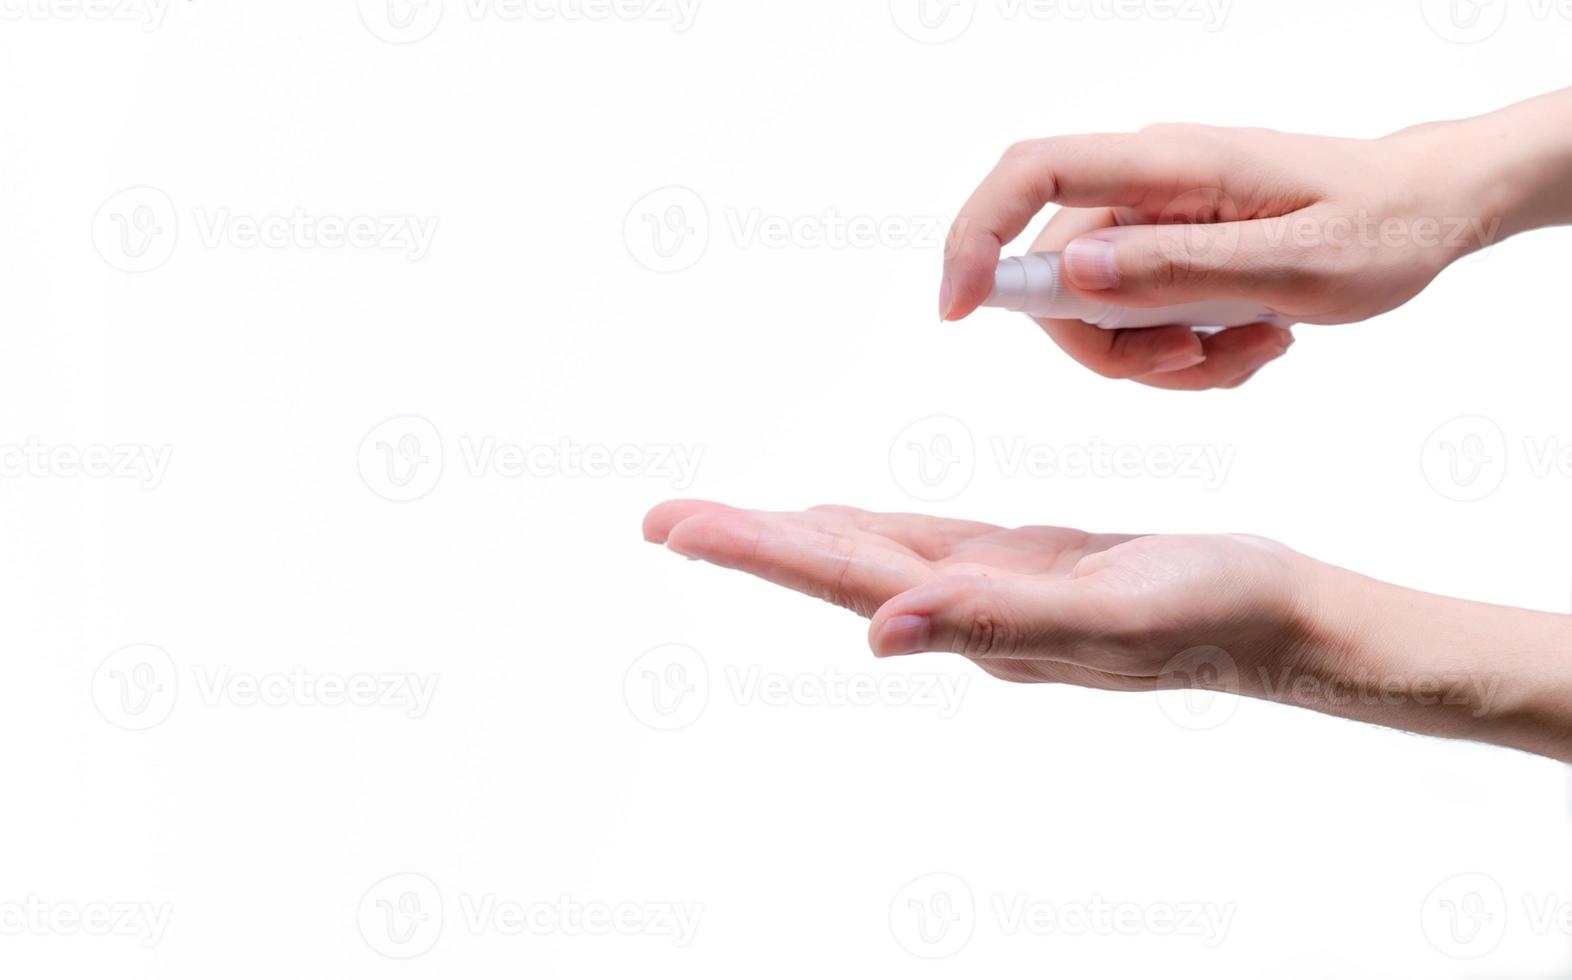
1288, 561, 1572, 762
1453, 87, 1572, 242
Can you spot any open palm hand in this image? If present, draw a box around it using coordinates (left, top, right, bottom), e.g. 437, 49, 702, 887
644, 500, 1320, 692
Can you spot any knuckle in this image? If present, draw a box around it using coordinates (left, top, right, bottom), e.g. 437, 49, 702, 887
1137, 122, 1222, 149
1138, 121, 1195, 140
1267, 238, 1342, 300
1080, 351, 1140, 381
808, 503, 858, 515
958, 601, 1017, 657
1144, 232, 1207, 291
999, 139, 1040, 167
1100, 331, 1154, 379
942, 220, 966, 259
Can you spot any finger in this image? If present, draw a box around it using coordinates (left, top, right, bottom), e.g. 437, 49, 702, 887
970, 657, 1161, 691
1025, 204, 1121, 253
1040, 321, 1207, 380
795, 505, 1003, 561
1061, 217, 1311, 309
941, 133, 1232, 321
1018, 208, 1209, 378
643, 498, 738, 544
665, 508, 931, 617
1130, 323, 1294, 391
869, 573, 1145, 676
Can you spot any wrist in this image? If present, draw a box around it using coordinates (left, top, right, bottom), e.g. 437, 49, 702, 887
1255, 558, 1516, 748
1443, 90, 1572, 243
1293, 562, 1572, 761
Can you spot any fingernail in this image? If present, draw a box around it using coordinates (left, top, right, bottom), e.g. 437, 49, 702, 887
1153, 350, 1207, 373
1064, 238, 1120, 291
938, 276, 953, 321
876, 615, 930, 657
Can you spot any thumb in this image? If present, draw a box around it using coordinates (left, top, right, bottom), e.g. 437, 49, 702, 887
868, 573, 1114, 661
1062, 221, 1289, 308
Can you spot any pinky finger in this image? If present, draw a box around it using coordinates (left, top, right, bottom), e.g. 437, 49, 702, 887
1133, 323, 1294, 391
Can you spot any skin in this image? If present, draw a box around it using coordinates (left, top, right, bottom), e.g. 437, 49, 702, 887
645, 501, 1572, 763
644, 90, 1572, 763
939, 87, 1572, 388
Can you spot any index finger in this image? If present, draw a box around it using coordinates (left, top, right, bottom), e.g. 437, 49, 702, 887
663, 508, 932, 618
940, 132, 1222, 321
1025, 205, 1205, 379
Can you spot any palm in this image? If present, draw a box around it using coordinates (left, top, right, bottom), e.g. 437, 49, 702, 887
643, 500, 1295, 689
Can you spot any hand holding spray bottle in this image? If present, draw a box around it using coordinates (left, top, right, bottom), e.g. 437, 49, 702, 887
981, 252, 1294, 330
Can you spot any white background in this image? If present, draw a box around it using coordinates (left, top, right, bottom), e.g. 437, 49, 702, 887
3, 0, 1572, 976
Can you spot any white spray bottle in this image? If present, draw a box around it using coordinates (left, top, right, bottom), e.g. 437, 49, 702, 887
983, 252, 1292, 330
